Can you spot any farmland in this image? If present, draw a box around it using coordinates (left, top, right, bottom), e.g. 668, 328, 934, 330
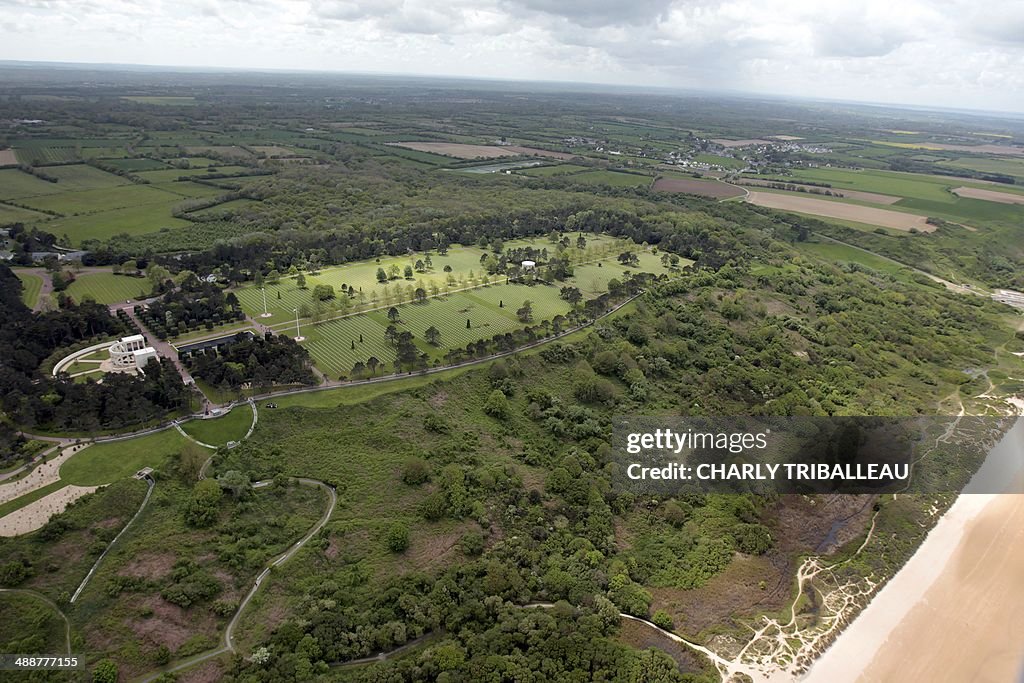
744, 191, 935, 232
652, 175, 744, 198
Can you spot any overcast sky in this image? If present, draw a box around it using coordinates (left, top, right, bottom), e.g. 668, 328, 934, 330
2, 0, 1023, 113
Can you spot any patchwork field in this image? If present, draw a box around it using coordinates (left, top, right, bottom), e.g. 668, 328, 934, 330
40, 201, 192, 245
737, 178, 900, 204
65, 272, 152, 304
653, 176, 744, 198
745, 191, 935, 232
0, 201, 50, 223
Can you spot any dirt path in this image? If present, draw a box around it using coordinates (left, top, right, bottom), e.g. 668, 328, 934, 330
0, 588, 71, 654
136, 477, 337, 682
70, 475, 155, 603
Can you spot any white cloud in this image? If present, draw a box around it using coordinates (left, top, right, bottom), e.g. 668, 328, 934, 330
0, 0, 1021, 112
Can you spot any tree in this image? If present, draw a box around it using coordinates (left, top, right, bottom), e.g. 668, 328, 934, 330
254, 271, 264, 288
387, 306, 400, 322
404, 264, 414, 279
443, 264, 453, 273
217, 470, 251, 498
385, 324, 398, 344
516, 300, 533, 323
267, 269, 281, 284
351, 361, 366, 378
425, 325, 441, 345
367, 356, 380, 376
424, 254, 433, 269
560, 286, 583, 306
388, 264, 401, 279
184, 479, 222, 527
415, 259, 425, 272
402, 457, 431, 485
414, 287, 427, 303
483, 389, 510, 419
312, 284, 335, 300
178, 441, 207, 482
466, 318, 472, 328
376, 267, 388, 283
296, 272, 307, 289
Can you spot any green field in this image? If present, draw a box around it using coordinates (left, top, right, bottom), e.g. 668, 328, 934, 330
0, 201, 50, 223
180, 406, 253, 446
13, 270, 42, 308
694, 153, 746, 169
59, 429, 187, 486
65, 272, 152, 304
18, 184, 181, 215
943, 156, 1024, 180
40, 201, 192, 245
794, 240, 918, 282
262, 239, 672, 378
0, 168, 68, 200
102, 158, 170, 172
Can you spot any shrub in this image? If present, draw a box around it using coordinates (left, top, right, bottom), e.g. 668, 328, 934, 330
385, 522, 410, 552
402, 457, 431, 485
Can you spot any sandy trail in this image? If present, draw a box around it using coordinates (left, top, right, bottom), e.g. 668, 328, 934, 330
0, 485, 99, 536
0, 444, 86, 505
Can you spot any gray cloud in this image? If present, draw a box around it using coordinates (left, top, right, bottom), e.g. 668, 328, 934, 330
0, 0, 1021, 112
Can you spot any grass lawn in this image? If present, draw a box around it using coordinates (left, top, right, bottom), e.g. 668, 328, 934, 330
794, 240, 918, 282
59, 428, 188, 486
13, 270, 42, 308
180, 406, 253, 446
518, 163, 591, 176
65, 272, 152, 304
0, 168, 67, 200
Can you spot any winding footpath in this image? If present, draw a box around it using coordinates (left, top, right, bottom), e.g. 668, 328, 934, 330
0, 588, 72, 655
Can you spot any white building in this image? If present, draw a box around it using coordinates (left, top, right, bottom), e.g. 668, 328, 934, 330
109, 334, 157, 370
521, 260, 536, 270
133, 347, 158, 370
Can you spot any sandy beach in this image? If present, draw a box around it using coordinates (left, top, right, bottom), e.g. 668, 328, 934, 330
806, 419, 1024, 682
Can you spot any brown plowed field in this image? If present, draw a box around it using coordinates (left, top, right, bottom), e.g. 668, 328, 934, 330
952, 186, 1024, 204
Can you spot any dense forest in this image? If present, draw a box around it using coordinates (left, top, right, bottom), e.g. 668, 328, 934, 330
0, 265, 191, 446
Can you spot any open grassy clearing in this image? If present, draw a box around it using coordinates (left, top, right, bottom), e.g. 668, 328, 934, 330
184, 145, 252, 158
793, 240, 919, 282
60, 429, 188, 486
18, 184, 183, 215
187, 198, 259, 216
13, 270, 43, 308
39, 201, 192, 245
180, 406, 253, 446
944, 156, 1024, 179
65, 272, 152, 304
0, 201, 50, 223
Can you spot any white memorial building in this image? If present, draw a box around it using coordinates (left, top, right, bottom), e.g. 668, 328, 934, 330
109, 334, 159, 371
